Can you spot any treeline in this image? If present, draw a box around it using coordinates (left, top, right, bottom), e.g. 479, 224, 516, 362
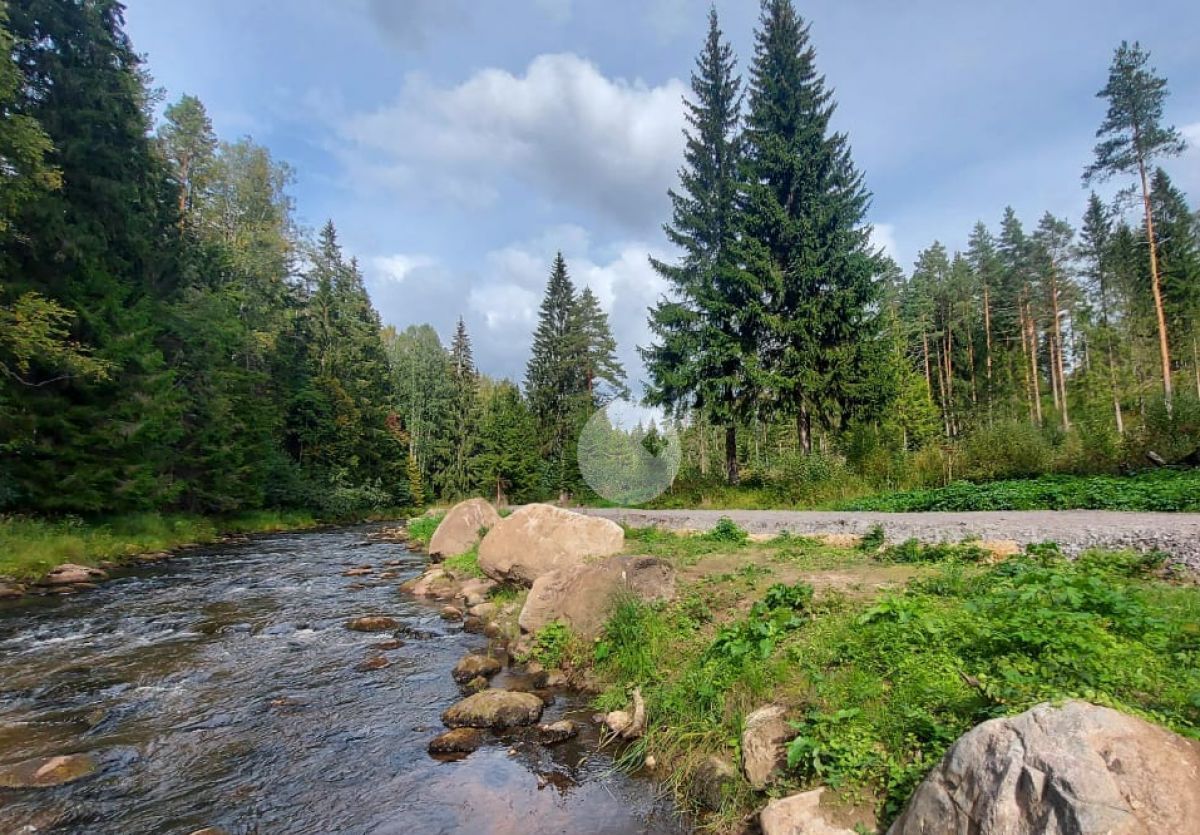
387, 252, 627, 505
0, 1, 400, 517
642, 1, 1198, 497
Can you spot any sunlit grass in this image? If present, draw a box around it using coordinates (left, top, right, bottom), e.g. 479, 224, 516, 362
0, 510, 320, 582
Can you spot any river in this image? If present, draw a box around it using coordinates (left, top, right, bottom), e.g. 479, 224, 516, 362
0, 526, 685, 834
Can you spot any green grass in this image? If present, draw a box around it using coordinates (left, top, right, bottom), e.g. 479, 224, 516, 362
442, 544, 486, 578
837, 469, 1200, 512
404, 511, 445, 549
587, 544, 1200, 830
0, 510, 321, 582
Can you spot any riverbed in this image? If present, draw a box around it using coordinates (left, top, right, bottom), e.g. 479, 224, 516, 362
0, 526, 684, 834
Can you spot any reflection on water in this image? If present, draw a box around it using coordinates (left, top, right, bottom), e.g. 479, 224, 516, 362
0, 527, 685, 834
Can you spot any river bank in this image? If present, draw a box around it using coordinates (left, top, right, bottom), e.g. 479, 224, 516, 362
0, 525, 680, 834
403, 503, 1200, 833
0, 509, 411, 593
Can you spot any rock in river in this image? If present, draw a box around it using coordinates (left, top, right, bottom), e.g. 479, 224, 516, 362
40, 564, 108, 586
537, 720, 579, 745
441, 690, 544, 730
451, 653, 502, 684
0, 753, 97, 788
346, 616, 398, 632
428, 727, 486, 756
888, 699, 1200, 835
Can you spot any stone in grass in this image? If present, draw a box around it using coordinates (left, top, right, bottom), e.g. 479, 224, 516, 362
451, 653, 502, 684
740, 705, 795, 790
428, 727, 486, 756
346, 616, 398, 632
441, 690, 544, 730
0, 754, 98, 788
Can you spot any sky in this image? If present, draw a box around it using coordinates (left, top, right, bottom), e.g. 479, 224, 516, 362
124, 0, 1200, 391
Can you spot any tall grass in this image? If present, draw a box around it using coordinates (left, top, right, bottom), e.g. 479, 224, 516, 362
0, 510, 319, 582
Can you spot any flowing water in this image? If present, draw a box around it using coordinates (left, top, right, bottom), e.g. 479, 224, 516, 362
0, 527, 685, 834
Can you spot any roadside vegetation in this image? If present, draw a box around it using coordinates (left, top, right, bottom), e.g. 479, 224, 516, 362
549, 520, 1200, 831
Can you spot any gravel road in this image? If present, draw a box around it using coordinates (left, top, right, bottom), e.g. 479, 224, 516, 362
579, 508, 1200, 569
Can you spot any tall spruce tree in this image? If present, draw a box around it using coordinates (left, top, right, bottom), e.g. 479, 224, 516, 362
643, 6, 753, 484
2, 0, 184, 512
740, 0, 882, 454
525, 252, 587, 495
447, 316, 479, 497
1084, 41, 1187, 408
1078, 193, 1125, 432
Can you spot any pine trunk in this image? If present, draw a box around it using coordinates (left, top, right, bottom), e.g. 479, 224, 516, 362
797, 402, 812, 456
1139, 157, 1174, 411
983, 284, 993, 422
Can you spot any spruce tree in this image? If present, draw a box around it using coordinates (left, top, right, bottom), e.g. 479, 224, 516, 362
471, 380, 540, 505
643, 7, 754, 484
1149, 170, 1200, 396
574, 287, 628, 404
525, 252, 588, 496
740, 0, 882, 453
447, 316, 479, 496
1084, 41, 1187, 408
1078, 193, 1125, 432
2, 0, 184, 512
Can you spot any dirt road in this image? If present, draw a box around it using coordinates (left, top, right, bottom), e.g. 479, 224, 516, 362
579, 508, 1200, 569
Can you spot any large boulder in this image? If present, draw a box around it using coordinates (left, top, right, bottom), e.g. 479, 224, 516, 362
40, 564, 108, 586
888, 700, 1200, 835
518, 555, 674, 638
441, 689, 544, 730
428, 498, 501, 558
477, 504, 624, 585
741, 705, 795, 790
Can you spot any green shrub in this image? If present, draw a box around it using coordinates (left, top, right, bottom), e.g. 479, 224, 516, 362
405, 512, 444, 548
527, 620, 573, 668
442, 545, 484, 578
702, 516, 750, 545
958, 420, 1053, 481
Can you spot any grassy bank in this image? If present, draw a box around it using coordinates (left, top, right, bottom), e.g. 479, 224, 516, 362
0, 508, 408, 582
546, 523, 1200, 831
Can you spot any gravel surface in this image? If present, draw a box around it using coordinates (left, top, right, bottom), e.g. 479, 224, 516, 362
580, 508, 1200, 569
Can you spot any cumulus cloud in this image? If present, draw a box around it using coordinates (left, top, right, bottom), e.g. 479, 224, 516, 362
371, 253, 437, 283
337, 53, 686, 232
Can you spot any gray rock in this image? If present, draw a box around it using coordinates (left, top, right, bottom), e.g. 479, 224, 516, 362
441, 690, 544, 730
888, 700, 1200, 835
741, 705, 794, 790
451, 653, 502, 684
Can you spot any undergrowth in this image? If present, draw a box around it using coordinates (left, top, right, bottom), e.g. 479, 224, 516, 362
405, 512, 445, 549
587, 544, 1200, 830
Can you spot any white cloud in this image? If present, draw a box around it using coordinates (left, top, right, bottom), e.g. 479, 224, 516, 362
869, 222, 899, 261
371, 254, 437, 283
337, 53, 686, 231
1181, 121, 1200, 147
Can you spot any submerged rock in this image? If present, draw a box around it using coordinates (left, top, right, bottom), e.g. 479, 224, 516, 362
451, 653, 502, 684
428, 727, 485, 755
40, 564, 108, 586
428, 498, 501, 558
741, 705, 794, 790
440, 605, 463, 621
441, 690, 544, 730
346, 616, 399, 632
356, 655, 391, 672
477, 504, 624, 585
537, 720, 579, 745
0, 753, 98, 788
888, 699, 1200, 835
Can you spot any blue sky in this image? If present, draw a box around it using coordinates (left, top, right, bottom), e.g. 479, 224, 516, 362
125, 0, 1200, 388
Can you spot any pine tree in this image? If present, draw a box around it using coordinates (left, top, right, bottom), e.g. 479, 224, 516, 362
157, 94, 216, 221
740, 0, 882, 454
1149, 169, 1200, 397
1031, 213, 1078, 430
1084, 41, 1187, 408
1078, 192, 1125, 432
644, 6, 754, 485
